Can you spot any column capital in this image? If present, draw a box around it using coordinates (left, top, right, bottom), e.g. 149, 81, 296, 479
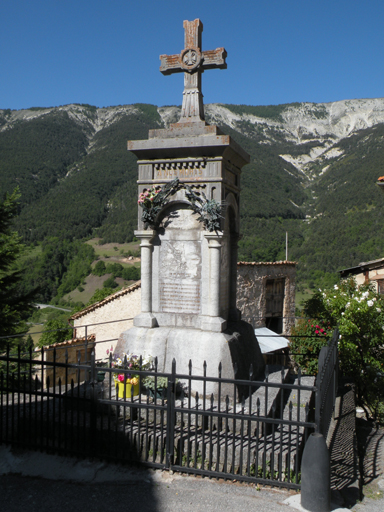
203, 231, 225, 247
134, 230, 156, 245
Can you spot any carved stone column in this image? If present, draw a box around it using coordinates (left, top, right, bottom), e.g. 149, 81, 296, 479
200, 232, 227, 332
228, 233, 241, 321
133, 230, 157, 328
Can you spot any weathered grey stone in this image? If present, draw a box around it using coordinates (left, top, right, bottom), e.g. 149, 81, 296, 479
159, 19, 227, 123
237, 262, 296, 334
116, 321, 265, 398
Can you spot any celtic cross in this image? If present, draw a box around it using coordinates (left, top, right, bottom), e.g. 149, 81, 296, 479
160, 19, 227, 122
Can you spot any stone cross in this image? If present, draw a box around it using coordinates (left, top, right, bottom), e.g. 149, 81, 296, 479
159, 19, 227, 122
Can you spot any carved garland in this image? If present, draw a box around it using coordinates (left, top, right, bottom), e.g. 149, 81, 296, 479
138, 177, 224, 232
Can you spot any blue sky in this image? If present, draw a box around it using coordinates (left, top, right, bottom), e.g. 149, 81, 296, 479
1, 0, 384, 110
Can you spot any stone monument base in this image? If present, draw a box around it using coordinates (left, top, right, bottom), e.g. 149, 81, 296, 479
115, 321, 265, 399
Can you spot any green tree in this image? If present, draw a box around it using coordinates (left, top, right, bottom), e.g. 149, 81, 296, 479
86, 287, 117, 305
37, 319, 72, 348
92, 260, 106, 276
0, 188, 35, 346
103, 276, 118, 289
291, 278, 384, 420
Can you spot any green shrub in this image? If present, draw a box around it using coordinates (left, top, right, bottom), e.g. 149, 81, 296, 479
289, 319, 331, 375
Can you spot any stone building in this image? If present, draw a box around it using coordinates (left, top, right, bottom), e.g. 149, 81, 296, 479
237, 261, 296, 335
339, 257, 384, 293
71, 282, 141, 360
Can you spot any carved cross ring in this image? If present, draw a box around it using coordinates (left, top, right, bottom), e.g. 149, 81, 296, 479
180, 47, 202, 72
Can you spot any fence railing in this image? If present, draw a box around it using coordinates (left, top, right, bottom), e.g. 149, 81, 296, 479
315, 328, 339, 438
0, 328, 339, 489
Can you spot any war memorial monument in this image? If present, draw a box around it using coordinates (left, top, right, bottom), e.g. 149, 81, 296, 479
116, 19, 264, 394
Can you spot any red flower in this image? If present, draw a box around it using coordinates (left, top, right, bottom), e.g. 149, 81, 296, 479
315, 330, 319, 334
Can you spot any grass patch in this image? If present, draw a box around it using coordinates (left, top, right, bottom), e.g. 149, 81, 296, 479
27, 324, 44, 346
295, 288, 314, 315
86, 238, 140, 259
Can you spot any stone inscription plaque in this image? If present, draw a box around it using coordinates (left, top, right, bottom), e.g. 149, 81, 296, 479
159, 239, 201, 314
155, 167, 203, 180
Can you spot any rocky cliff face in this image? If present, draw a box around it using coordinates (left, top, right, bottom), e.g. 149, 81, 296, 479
3, 98, 384, 179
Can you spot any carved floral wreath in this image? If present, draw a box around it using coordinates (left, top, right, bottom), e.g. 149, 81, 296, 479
138, 177, 224, 232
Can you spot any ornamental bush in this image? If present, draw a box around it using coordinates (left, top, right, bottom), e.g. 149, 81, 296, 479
293, 278, 384, 420
289, 318, 331, 375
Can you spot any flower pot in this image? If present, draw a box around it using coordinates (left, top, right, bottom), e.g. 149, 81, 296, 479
97, 371, 106, 382
147, 387, 167, 400
117, 380, 140, 399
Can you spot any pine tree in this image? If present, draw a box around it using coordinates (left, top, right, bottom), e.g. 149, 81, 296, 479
0, 188, 35, 346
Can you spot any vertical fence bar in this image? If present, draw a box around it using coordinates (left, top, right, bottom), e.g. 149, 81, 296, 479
167, 358, 176, 468
17, 346, 21, 445
28, 347, 32, 449
216, 363, 222, 472
90, 349, 96, 457
201, 361, 207, 467
52, 348, 56, 452
231, 363, 237, 475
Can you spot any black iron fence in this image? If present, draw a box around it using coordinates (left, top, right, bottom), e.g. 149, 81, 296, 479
315, 328, 339, 438
0, 329, 339, 490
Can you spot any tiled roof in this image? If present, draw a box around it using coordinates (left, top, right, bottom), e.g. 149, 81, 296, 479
237, 261, 296, 266
70, 281, 141, 320
339, 257, 384, 276
41, 334, 96, 350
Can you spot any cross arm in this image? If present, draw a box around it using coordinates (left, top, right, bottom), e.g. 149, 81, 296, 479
201, 48, 227, 70
160, 54, 182, 75
160, 47, 227, 76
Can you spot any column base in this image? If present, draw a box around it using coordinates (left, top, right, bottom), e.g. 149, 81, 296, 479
200, 316, 227, 333
133, 313, 158, 329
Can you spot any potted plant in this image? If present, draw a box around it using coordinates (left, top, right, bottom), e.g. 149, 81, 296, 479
143, 375, 169, 399
111, 352, 152, 399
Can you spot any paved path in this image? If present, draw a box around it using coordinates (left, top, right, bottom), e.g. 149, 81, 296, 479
0, 445, 354, 512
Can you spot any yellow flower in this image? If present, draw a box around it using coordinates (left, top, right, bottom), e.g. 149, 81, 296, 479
130, 377, 139, 386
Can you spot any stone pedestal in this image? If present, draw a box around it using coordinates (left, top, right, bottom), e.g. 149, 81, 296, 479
116, 321, 265, 397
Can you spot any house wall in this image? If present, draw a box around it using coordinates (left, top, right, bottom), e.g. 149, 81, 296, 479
72, 286, 141, 360
342, 268, 384, 292
36, 339, 95, 387
236, 262, 296, 334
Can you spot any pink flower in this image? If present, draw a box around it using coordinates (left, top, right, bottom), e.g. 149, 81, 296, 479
315, 330, 319, 334
117, 374, 125, 382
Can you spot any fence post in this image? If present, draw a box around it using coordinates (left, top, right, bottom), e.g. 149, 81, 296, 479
89, 349, 97, 456
301, 432, 330, 512
166, 358, 176, 468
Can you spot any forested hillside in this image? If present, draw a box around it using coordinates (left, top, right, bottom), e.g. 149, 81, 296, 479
2, 99, 384, 300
